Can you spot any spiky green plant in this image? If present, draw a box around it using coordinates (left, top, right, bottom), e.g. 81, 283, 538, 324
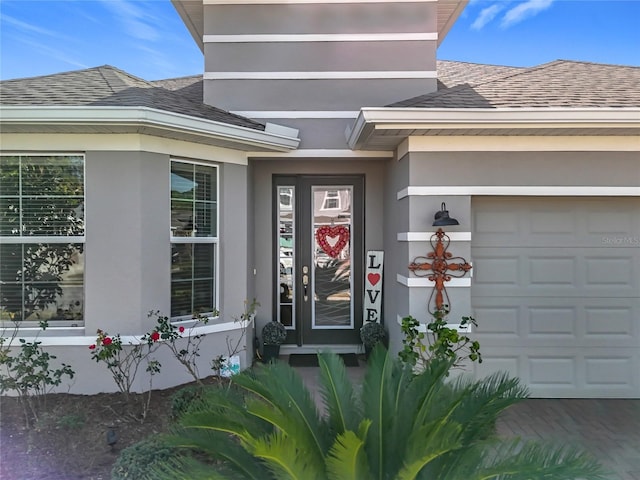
153, 348, 608, 480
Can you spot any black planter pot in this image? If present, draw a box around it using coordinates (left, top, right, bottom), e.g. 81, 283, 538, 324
262, 344, 281, 363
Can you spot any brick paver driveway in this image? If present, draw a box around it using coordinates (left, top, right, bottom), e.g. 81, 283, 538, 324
498, 399, 640, 480
295, 360, 639, 479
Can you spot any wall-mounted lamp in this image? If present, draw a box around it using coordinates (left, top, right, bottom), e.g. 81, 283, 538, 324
432, 202, 459, 227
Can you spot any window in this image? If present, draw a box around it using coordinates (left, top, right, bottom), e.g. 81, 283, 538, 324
170, 160, 218, 319
0, 155, 85, 324
321, 189, 341, 210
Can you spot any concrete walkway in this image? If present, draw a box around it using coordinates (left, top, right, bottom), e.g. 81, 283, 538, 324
291, 359, 640, 480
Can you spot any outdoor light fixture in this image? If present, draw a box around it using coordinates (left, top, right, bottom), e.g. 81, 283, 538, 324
432, 202, 459, 227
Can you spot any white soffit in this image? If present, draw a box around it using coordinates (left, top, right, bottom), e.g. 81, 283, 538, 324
347, 107, 640, 150
0, 106, 300, 152
204, 33, 438, 43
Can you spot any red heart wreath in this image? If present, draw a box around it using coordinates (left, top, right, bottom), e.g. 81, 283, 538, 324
315, 225, 350, 258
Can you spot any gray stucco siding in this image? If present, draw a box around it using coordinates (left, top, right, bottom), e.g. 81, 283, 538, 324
407, 151, 640, 187
243, 118, 356, 150
204, 41, 437, 73
218, 162, 251, 329
85, 151, 171, 335
382, 154, 409, 354
85, 153, 251, 333
203, 78, 438, 111
204, 3, 436, 35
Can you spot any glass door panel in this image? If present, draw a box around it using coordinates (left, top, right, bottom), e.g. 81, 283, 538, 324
312, 186, 353, 329
277, 186, 295, 328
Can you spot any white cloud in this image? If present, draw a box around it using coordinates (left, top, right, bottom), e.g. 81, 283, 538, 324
1, 14, 67, 38
96, 0, 161, 42
17, 37, 89, 70
501, 0, 555, 28
471, 4, 505, 30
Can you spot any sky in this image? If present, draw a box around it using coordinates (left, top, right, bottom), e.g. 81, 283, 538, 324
0, 0, 639, 82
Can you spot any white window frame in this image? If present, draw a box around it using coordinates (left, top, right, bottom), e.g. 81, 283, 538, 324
321, 189, 342, 210
0, 153, 86, 327
170, 159, 220, 321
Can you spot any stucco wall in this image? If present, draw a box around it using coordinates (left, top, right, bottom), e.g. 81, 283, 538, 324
383, 154, 410, 354
390, 149, 640, 356
407, 151, 640, 187
202, 1, 438, 147
2, 144, 254, 394
85, 151, 170, 335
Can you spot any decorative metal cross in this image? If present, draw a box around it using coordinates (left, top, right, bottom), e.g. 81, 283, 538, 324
408, 228, 472, 314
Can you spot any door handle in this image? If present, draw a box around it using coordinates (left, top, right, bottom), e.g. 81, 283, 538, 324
302, 267, 309, 302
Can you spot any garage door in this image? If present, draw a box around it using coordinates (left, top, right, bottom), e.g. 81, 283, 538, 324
471, 197, 639, 398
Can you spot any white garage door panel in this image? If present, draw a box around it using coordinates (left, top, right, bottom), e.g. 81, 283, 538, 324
477, 348, 639, 398
474, 197, 640, 248
472, 197, 640, 398
473, 297, 638, 348
472, 248, 639, 297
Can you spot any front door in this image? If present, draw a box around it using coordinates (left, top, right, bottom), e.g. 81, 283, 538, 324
274, 175, 363, 345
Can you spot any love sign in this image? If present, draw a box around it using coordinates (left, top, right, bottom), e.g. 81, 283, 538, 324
364, 251, 384, 323
315, 225, 350, 258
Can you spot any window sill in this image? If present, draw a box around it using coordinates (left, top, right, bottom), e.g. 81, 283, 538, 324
0, 319, 253, 347
0, 326, 86, 345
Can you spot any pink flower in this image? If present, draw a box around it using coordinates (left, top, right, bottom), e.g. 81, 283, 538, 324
102, 337, 112, 346
151, 331, 160, 342
88, 344, 96, 350
178, 326, 185, 333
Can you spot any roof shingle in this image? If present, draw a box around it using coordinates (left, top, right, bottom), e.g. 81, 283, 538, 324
0, 65, 264, 131
392, 60, 640, 109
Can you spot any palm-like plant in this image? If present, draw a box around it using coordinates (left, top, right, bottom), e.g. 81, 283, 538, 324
154, 348, 607, 480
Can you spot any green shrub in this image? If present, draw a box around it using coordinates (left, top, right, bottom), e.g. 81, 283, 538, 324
170, 385, 207, 419
111, 436, 180, 480
152, 349, 606, 480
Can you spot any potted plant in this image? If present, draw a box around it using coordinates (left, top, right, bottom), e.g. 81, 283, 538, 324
261, 320, 286, 363
360, 321, 387, 358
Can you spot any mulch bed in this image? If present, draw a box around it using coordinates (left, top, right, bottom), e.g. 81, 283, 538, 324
0, 377, 225, 480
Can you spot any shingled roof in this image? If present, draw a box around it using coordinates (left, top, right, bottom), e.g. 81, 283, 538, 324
436, 60, 524, 89
392, 60, 640, 108
0, 65, 264, 131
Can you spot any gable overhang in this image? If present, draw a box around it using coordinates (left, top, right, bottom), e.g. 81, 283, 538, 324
172, 0, 468, 52
346, 107, 640, 151
0, 106, 300, 152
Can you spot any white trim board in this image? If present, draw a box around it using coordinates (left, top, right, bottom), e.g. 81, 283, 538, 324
0, 106, 300, 152
248, 149, 393, 158
0, 236, 85, 244
6, 320, 248, 347
397, 186, 640, 199
204, 71, 437, 80
399, 136, 640, 153
397, 275, 471, 287
397, 232, 471, 242
204, 33, 437, 43
2, 133, 250, 165
231, 110, 359, 119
